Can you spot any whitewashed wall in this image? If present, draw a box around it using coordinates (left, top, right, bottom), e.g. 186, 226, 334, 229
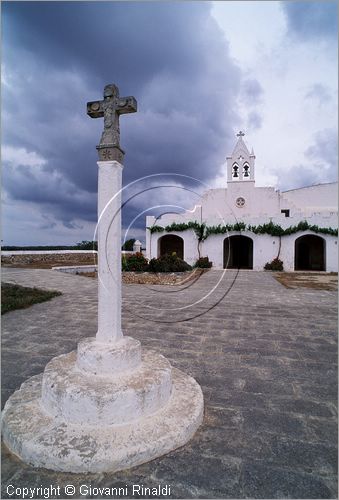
196, 184, 281, 220
147, 230, 198, 265
201, 232, 280, 270
1, 250, 97, 255
281, 183, 338, 213
280, 232, 338, 272
145, 181, 338, 272
147, 229, 337, 271
326, 237, 339, 272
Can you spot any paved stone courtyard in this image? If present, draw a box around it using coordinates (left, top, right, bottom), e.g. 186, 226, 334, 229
1, 268, 338, 499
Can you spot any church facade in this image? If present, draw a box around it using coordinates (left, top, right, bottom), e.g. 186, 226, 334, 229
146, 133, 338, 272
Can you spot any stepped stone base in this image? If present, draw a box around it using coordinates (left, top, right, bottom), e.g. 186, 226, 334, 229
41, 351, 172, 425
2, 343, 204, 473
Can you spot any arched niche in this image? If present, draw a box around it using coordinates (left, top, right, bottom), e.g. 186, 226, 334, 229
158, 234, 184, 260
223, 235, 253, 269
295, 235, 325, 271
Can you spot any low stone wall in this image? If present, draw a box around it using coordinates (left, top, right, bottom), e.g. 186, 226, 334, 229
1, 252, 97, 268
122, 269, 205, 285
51, 266, 206, 284
53, 265, 98, 274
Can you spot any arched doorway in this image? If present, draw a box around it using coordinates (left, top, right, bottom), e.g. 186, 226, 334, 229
223, 235, 253, 269
158, 235, 184, 259
295, 235, 325, 271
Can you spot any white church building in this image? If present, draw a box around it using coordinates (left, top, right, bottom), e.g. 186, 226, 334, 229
146, 132, 338, 272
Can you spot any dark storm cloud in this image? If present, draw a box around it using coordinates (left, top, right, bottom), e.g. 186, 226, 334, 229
247, 111, 263, 131
3, 2, 242, 236
305, 128, 337, 172
304, 83, 332, 105
238, 79, 263, 133
277, 128, 338, 190
3, 2, 207, 90
2, 153, 97, 226
241, 78, 264, 105
281, 1, 338, 40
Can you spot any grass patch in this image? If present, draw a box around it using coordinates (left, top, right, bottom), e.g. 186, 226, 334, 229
1, 283, 62, 315
274, 272, 338, 291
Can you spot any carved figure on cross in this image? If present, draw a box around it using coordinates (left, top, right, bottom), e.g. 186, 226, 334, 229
87, 84, 137, 161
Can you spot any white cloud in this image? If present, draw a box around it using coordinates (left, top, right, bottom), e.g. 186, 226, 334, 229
122, 177, 204, 214
2, 197, 96, 246
3, 2, 337, 245
2, 145, 47, 168
211, 1, 337, 191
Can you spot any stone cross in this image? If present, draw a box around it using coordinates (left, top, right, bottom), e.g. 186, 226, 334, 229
237, 131, 245, 137
1, 83, 203, 476
87, 84, 137, 162
87, 83, 138, 343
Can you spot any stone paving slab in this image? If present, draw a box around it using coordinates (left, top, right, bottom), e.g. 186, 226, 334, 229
1, 268, 338, 499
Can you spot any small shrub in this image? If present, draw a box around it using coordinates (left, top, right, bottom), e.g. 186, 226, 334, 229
76, 240, 98, 250
194, 257, 212, 268
148, 254, 192, 273
264, 258, 284, 271
122, 252, 148, 272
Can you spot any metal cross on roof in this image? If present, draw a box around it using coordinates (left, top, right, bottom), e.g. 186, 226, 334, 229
237, 131, 245, 137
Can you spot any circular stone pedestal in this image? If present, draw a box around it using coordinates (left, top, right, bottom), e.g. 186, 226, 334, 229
2, 339, 204, 473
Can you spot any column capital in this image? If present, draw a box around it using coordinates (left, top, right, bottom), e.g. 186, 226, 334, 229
96, 144, 125, 163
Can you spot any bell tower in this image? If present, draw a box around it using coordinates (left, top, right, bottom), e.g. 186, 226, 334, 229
227, 131, 255, 183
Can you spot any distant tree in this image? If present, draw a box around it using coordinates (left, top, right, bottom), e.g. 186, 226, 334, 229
76, 240, 97, 250
121, 239, 136, 251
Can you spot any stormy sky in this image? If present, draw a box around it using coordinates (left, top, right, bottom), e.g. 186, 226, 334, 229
2, 1, 337, 246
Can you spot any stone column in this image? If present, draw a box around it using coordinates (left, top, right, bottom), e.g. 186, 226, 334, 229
1, 84, 204, 474
97, 160, 123, 343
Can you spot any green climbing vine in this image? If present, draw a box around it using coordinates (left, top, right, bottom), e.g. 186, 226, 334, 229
147, 220, 338, 241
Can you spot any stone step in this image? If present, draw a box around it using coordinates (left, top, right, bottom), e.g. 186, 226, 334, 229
41, 350, 172, 425
77, 336, 142, 375
2, 366, 203, 473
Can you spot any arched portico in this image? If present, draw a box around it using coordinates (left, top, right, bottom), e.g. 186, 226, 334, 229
223, 235, 253, 269
295, 235, 326, 271
158, 234, 184, 259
